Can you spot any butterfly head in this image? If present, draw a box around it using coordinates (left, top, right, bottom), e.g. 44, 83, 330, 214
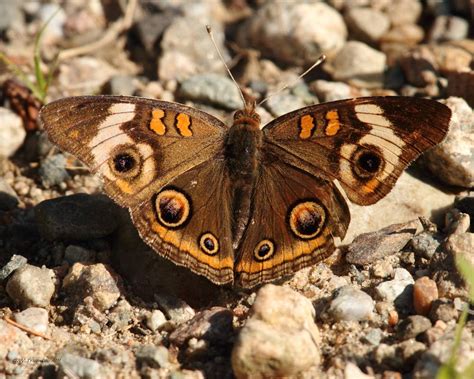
233, 91, 261, 129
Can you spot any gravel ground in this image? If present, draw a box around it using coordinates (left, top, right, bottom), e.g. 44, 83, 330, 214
0, 1, 473, 378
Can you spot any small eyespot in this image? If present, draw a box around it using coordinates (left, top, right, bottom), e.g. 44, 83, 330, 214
114, 153, 135, 173
199, 233, 219, 256
352, 147, 384, 179
109, 145, 142, 178
289, 200, 326, 240
155, 189, 191, 228
254, 239, 275, 262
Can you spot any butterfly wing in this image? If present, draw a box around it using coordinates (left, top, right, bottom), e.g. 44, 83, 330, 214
234, 150, 350, 288
39, 96, 227, 208
40, 95, 235, 284
263, 96, 451, 205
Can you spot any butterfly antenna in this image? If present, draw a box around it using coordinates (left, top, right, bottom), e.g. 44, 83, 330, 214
206, 25, 247, 109
257, 55, 326, 107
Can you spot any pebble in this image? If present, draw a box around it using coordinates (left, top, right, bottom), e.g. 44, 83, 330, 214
409, 233, 441, 259
63, 245, 96, 265
0, 1, 22, 31
232, 284, 320, 378
108, 299, 133, 331
0, 107, 26, 157
155, 294, 195, 325
346, 220, 422, 265
399, 46, 438, 87
146, 309, 168, 332
327, 285, 375, 321
381, 24, 425, 47
62, 263, 121, 311
429, 299, 459, 322
397, 315, 432, 340
39, 154, 70, 188
38, 3, 67, 43
0, 254, 27, 281
431, 44, 472, 72
237, 2, 347, 66
429, 15, 469, 42
13, 307, 49, 334
386, 0, 422, 26
329, 41, 386, 88
362, 328, 383, 346
135, 345, 170, 369
446, 232, 474, 267
265, 93, 306, 117
344, 362, 375, 379
422, 97, 474, 188
159, 17, 227, 82
375, 268, 415, 306
345, 7, 390, 44
0, 177, 19, 210
58, 353, 104, 379
103, 75, 138, 96
310, 80, 363, 102
413, 277, 439, 316
178, 73, 242, 110
169, 307, 233, 347
35, 194, 120, 241
58, 57, 117, 96
6, 264, 56, 308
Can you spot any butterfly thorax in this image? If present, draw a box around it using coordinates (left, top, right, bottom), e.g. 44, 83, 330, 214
225, 108, 263, 247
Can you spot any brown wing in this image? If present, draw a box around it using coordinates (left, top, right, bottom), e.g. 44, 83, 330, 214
235, 152, 350, 288
129, 158, 235, 285
263, 96, 451, 205
39, 96, 227, 208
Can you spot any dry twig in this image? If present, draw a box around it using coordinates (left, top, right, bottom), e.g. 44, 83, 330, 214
4, 317, 52, 340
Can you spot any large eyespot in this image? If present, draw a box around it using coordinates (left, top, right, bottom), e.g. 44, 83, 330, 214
254, 239, 275, 262
199, 233, 219, 256
288, 200, 326, 240
109, 145, 142, 178
155, 189, 191, 228
352, 147, 384, 179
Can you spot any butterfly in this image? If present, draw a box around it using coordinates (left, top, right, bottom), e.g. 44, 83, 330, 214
38, 93, 451, 288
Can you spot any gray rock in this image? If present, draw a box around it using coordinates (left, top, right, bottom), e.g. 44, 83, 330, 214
146, 309, 168, 332
39, 153, 70, 188
398, 315, 432, 340
0, 0, 22, 31
63, 245, 96, 265
0, 177, 19, 210
328, 41, 386, 88
265, 93, 306, 117
35, 194, 120, 241
179, 73, 242, 110
159, 17, 227, 82
410, 232, 441, 259
346, 219, 423, 265
362, 328, 383, 345
429, 15, 469, 42
169, 307, 233, 347
135, 345, 170, 369
386, 0, 422, 26
0, 254, 27, 281
237, 2, 347, 66
232, 284, 320, 378
103, 75, 138, 96
422, 97, 474, 188
154, 294, 195, 325
6, 264, 55, 308
38, 4, 66, 43
345, 7, 390, 44
62, 263, 121, 312
328, 285, 374, 321
375, 268, 414, 305
310, 80, 363, 102
13, 307, 49, 334
58, 353, 104, 379
0, 107, 26, 157
429, 299, 459, 323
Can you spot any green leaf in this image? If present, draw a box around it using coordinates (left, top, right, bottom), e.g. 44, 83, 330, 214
456, 255, 474, 301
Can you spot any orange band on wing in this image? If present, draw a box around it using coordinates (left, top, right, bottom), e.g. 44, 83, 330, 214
150, 109, 166, 135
